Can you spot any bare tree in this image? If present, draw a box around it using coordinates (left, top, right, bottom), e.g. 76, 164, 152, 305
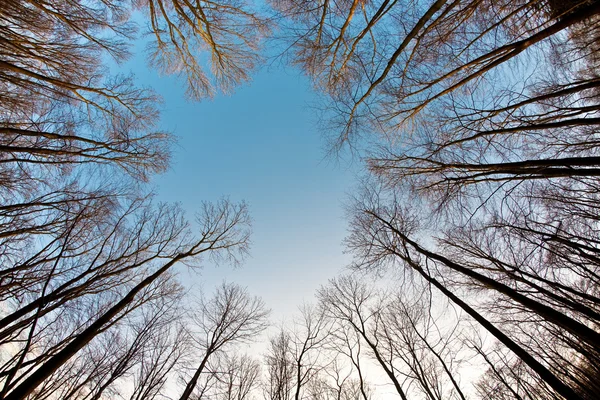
23, 287, 186, 400
178, 282, 269, 400
264, 330, 295, 400
344, 183, 598, 399
139, 0, 270, 99
127, 322, 190, 400
277, 0, 600, 387
324, 320, 372, 400
2, 198, 251, 400
210, 353, 262, 400
319, 275, 471, 400
274, 0, 600, 148
0, 0, 270, 398
263, 305, 331, 400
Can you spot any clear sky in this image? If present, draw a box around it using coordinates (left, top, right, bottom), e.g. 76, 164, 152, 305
117, 46, 358, 323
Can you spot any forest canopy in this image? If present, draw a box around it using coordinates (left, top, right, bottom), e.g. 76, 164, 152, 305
0, 0, 599, 399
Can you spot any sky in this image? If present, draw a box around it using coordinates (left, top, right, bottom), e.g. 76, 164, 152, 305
117, 47, 359, 324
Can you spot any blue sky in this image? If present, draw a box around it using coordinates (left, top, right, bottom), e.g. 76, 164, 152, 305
118, 49, 359, 321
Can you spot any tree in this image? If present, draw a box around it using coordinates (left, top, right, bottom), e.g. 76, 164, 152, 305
211, 353, 262, 400
1, 0, 269, 201
320, 314, 372, 400
344, 183, 598, 399
178, 282, 269, 400
318, 276, 410, 400
319, 275, 471, 400
22, 290, 187, 400
263, 305, 330, 400
264, 330, 295, 400
1, 0, 269, 397
272, 0, 600, 397
140, 0, 270, 99
273, 0, 600, 148
1, 198, 251, 400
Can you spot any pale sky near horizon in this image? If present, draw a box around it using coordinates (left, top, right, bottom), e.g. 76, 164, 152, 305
116, 44, 361, 324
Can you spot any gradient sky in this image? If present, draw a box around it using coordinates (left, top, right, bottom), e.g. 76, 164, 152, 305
116, 46, 360, 323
